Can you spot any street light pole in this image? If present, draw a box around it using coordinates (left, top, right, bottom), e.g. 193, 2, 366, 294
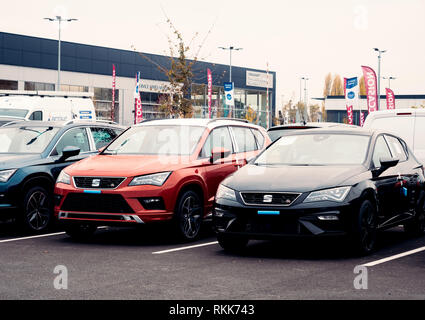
44, 16, 78, 91
374, 48, 386, 110
301, 77, 309, 122
218, 46, 242, 117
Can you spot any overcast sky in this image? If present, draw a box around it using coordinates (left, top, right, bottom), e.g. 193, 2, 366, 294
1, 0, 424, 108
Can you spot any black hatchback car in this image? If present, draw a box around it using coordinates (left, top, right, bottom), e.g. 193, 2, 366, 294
0, 120, 125, 232
213, 128, 425, 255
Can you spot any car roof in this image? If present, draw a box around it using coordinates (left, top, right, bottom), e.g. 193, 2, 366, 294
135, 118, 264, 130
268, 122, 359, 131
365, 108, 425, 119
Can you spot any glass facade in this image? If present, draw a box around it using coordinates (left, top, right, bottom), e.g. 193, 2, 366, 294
191, 83, 272, 128
24, 81, 55, 91
139, 92, 170, 120
0, 80, 18, 90
60, 84, 89, 92
93, 87, 119, 122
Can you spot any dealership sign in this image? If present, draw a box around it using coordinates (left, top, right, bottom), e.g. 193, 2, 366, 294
361, 66, 378, 113
224, 82, 234, 107
246, 70, 273, 88
344, 77, 359, 125
386, 88, 396, 110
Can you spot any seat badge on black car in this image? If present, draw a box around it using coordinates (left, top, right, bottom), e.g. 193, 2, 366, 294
263, 195, 273, 203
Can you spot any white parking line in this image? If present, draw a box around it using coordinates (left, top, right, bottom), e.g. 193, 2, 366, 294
152, 241, 219, 254
362, 246, 425, 267
0, 232, 66, 243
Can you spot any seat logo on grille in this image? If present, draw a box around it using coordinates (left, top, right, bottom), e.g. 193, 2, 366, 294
263, 194, 273, 203
92, 179, 101, 187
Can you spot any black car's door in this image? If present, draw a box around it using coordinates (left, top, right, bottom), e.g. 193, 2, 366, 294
384, 134, 419, 219
47, 127, 97, 179
371, 135, 401, 226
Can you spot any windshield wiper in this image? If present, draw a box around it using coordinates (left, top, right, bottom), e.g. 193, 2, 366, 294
26, 127, 54, 145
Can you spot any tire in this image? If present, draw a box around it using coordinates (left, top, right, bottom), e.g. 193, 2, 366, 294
404, 200, 425, 237
65, 224, 97, 241
350, 199, 378, 256
174, 190, 203, 241
19, 186, 53, 233
217, 233, 248, 253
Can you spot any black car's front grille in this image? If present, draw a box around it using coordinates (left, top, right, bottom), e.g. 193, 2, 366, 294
240, 192, 301, 206
61, 193, 134, 213
73, 177, 125, 189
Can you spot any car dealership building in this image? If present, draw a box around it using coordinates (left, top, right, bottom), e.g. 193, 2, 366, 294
320, 95, 425, 125
0, 32, 276, 127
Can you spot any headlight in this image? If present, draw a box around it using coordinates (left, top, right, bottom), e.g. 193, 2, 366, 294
129, 172, 171, 186
304, 186, 351, 203
0, 169, 17, 182
216, 184, 237, 202
56, 170, 71, 185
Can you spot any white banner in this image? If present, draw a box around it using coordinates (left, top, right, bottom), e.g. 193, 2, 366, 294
224, 82, 234, 107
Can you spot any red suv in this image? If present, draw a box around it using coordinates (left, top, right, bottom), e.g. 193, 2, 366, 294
54, 119, 270, 240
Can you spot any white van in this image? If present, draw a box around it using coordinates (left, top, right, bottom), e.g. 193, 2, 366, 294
363, 108, 425, 164
0, 90, 96, 122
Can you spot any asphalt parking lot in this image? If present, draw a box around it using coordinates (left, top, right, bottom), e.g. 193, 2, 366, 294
0, 221, 424, 300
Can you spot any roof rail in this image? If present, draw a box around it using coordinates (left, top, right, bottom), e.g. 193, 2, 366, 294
1, 119, 27, 127
208, 118, 249, 124
94, 120, 119, 125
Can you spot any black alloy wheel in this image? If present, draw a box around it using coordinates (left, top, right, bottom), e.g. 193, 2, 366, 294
175, 190, 203, 241
351, 200, 378, 255
21, 186, 52, 232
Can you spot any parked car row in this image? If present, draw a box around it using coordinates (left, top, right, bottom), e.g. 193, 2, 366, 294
0, 110, 424, 256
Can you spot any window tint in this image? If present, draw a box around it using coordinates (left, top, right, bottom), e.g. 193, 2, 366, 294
200, 127, 233, 158
90, 127, 119, 149
372, 136, 392, 168
385, 135, 407, 161
52, 127, 90, 156
232, 126, 257, 152
251, 128, 265, 149
29, 111, 42, 121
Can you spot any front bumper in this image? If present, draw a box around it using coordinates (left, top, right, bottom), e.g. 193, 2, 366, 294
54, 182, 177, 226
213, 200, 355, 240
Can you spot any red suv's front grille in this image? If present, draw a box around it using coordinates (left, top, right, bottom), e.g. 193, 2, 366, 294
61, 193, 134, 213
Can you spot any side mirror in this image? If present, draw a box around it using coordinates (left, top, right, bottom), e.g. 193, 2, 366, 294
373, 156, 399, 177
59, 146, 80, 161
380, 157, 399, 168
210, 147, 231, 163
98, 146, 106, 153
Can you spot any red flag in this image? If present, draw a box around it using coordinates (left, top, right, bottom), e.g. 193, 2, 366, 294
207, 69, 212, 119
360, 112, 365, 127
385, 88, 395, 110
112, 64, 116, 122
346, 105, 354, 125
361, 66, 379, 113
134, 72, 143, 124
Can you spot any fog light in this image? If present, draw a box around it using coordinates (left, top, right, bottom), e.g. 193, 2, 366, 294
318, 215, 339, 221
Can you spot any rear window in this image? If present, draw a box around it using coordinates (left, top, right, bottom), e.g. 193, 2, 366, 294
232, 126, 257, 152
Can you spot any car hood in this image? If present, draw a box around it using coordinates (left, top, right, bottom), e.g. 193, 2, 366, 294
65, 154, 194, 177
224, 164, 367, 193
0, 153, 42, 170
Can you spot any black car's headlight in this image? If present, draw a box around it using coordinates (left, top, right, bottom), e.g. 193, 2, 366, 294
216, 184, 237, 202
0, 169, 17, 182
128, 172, 171, 186
56, 170, 71, 185
304, 186, 351, 203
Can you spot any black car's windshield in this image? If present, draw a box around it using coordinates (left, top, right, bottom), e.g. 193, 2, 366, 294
104, 125, 206, 155
255, 133, 370, 166
0, 126, 59, 154
0, 108, 29, 118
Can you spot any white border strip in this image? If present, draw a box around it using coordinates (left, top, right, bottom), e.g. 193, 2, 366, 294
362, 246, 425, 267
153, 241, 218, 254
0, 232, 66, 243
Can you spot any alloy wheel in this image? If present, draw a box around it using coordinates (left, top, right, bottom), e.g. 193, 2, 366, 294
180, 195, 202, 239
25, 191, 51, 231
